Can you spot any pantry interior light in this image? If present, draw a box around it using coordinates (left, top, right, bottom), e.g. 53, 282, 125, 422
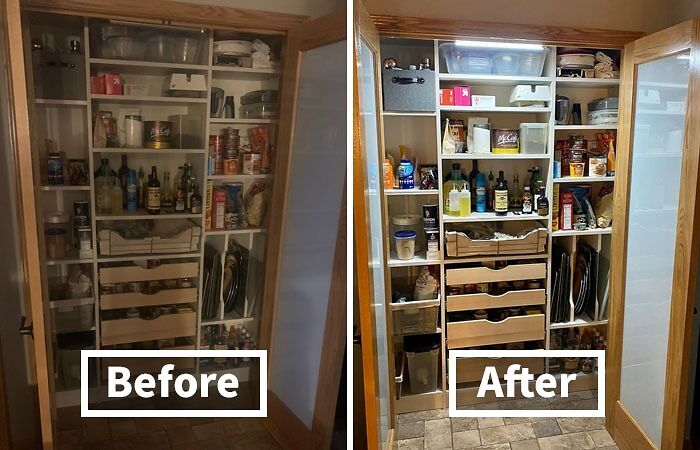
455, 40, 545, 51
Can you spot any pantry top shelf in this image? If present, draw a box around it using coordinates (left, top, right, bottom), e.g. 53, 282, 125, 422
438, 73, 552, 86
88, 58, 209, 74
440, 106, 552, 113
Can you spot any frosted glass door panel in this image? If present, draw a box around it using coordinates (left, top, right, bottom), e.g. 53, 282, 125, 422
268, 40, 346, 428
619, 51, 690, 447
359, 37, 391, 446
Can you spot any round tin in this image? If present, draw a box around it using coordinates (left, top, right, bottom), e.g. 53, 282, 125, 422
144, 120, 172, 149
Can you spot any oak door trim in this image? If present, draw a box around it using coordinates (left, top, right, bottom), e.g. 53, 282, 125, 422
2, 0, 53, 447
265, 392, 314, 450
20, 0, 307, 33
613, 402, 656, 450
369, 14, 644, 48
632, 19, 694, 65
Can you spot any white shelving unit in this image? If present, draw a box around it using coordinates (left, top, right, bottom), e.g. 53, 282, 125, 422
29, 15, 279, 408
379, 38, 618, 413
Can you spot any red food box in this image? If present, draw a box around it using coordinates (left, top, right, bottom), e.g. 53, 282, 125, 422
104, 73, 123, 95
439, 88, 454, 106
560, 192, 574, 230
90, 75, 106, 95
453, 85, 471, 106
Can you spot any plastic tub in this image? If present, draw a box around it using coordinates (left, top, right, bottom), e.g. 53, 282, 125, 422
239, 102, 278, 119
240, 90, 279, 105
440, 43, 492, 74
104, 36, 145, 60
493, 53, 519, 75
520, 123, 548, 154
147, 34, 177, 63
405, 333, 440, 394
588, 96, 619, 112
394, 231, 416, 260
52, 303, 95, 333
519, 52, 547, 76
56, 331, 95, 389
392, 214, 423, 252
173, 36, 202, 64
588, 109, 618, 125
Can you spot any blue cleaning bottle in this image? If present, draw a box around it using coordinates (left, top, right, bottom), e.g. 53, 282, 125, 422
475, 172, 487, 212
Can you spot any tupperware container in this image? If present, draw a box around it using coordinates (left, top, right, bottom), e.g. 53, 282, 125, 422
240, 89, 279, 105
52, 302, 95, 333
587, 96, 619, 112
520, 123, 548, 154
440, 43, 492, 74
588, 109, 618, 125
405, 333, 440, 394
519, 52, 547, 76
493, 53, 519, 75
239, 102, 279, 119
104, 36, 145, 60
394, 230, 416, 260
392, 214, 423, 252
147, 34, 177, 62
172, 35, 202, 64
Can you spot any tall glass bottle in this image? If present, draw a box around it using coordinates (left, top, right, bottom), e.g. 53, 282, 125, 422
174, 166, 185, 212
117, 154, 129, 208
146, 166, 161, 215
487, 170, 495, 211
137, 167, 145, 209
494, 170, 509, 216
95, 158, 113, 215
160, 169, 174, 212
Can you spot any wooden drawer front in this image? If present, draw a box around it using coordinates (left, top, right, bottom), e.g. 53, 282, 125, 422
446, 289, 545, 312
101, 312, 197, 346
446, 263, 546, 286
101, 288, 198, 310
100, 345, 195, 375
447, 314, 544, 349
100, 262, 199, 284
455, 356, 544, 384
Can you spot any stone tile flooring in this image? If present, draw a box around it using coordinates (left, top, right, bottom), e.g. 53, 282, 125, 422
395, 391, 617, 450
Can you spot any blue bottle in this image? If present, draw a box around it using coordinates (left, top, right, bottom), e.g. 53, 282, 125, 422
397, 159, 414, 189
475, 172, 487, 212
126, 169, 138, 210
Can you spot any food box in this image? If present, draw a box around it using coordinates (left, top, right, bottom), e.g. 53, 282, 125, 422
440, 89, 454, 106
471, 95, 496, 108
453, 85, 471, 106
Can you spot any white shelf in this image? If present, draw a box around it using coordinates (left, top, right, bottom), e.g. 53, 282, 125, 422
46, 255, 94, 266
384, 188, 438, 196
382, 111, 436, 117
209, 118, 277, 125
440, 106, 551, 113
387, 253, 440, 268
207, 174, 273, 181
551, 227, 612, 237
201, 316, 256, 326
550, 314, 608, 330
555, 124, 618, 130
91, 147, 206, 154
97, 252, 201, 263
90, 94, 207, 104
439, 73, 552, 86
89, 57, 209, 72
442, 212, 547, 223
211, 66, 279, 80
95, 211, 202, 220
440, 153, 550, 160
390, 297, 440, 311
555, 77, 620, 88
35, 98, 87, 106
554, 176, 615, 183
204, 228, 265, 236
40, 185, 91, 191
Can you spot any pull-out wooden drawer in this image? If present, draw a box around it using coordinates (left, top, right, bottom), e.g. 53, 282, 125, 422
101, 288, 198, 310
100, 344, 195, 375
445, 263, 546, 285
446, 289, 545, 312
101, 312, 197, 346
447, 314, 544, 349
100, 262, 199, 284
454, 354, 545, 384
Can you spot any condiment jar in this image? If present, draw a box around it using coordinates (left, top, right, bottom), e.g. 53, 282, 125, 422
45, 228, 67, 259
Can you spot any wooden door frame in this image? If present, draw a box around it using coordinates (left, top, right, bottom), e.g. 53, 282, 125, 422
607, 18, 700, 450
2, 0, 53, 448
257, 9, 346, 450
353, 0, 397, 448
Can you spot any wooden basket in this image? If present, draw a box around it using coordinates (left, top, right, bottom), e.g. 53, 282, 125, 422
445, 227, 547, 257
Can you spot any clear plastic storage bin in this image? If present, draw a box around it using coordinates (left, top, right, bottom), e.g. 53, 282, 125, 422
405, 334, 440, 394
520, 123, 548, 154
440, 42, 548, 77
393, 302, 439, 335
588, 109, 618, 125
56, 331, 95, 389
52, 302, 95, 333
239, 102, 279, 119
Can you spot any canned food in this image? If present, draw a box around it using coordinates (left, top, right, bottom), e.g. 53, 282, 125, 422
144, 120, 172, 149
100, 283, 115, 294
128, 281, 142, 293
223, 158, 240, 175
242, 153, 262, 175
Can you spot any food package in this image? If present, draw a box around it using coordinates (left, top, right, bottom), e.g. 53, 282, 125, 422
595, 190, 614, 228
442, 118, 464, 154
413, 266, 439, 301
245, 182, 268, 227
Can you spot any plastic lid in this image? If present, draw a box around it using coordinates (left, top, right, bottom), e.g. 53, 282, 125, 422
394, 230, 416, 239
392, 214, 421, 226
45, 212, 70, 224
404, 333, 440, 353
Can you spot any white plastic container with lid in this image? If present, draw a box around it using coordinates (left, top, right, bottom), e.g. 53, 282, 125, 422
394, 231, 416, 260
520, 123, 548, 154
391, 214, 423, 252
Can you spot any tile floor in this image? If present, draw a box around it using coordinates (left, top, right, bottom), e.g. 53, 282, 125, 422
56, 406, 281, 450
394, 391, 617, 450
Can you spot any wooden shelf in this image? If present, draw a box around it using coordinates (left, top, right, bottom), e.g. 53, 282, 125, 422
211, 66, 279, 80
382, 111, 436, 117
89, 57, 209, 72
97, 252, 201, 263
201, 316, 256, 326
207, 174, 273, 181
95, 211, 202, 220
204, 228, 266, 236
387, 252, 440, 268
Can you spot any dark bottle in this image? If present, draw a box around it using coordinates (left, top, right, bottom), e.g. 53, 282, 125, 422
146, 166, 161, 215
468, 160, 479, 209
182, 163, 193, 211
487, 170, 495, 211
137, 167, 145, 209
223, 96, 235, 119
537, 187, 549, 216
190, 182, 202, 214
494, 170, 509, 216
118, 154, 129, 208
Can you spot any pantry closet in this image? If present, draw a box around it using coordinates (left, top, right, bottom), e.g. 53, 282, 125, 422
354, 3, 646, 448
3, 0, 345, 448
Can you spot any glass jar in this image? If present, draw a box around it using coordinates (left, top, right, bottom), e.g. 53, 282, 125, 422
45, 228, 67, 259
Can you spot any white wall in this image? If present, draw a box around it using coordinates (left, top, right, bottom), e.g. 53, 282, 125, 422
172, 0, 343, 18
